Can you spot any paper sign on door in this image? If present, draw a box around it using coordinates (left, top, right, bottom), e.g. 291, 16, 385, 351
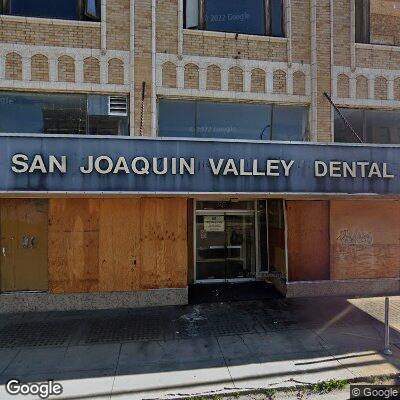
204, 216, 225, 232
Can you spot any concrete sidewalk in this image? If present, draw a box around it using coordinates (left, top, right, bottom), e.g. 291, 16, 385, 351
0, 296, 399, 399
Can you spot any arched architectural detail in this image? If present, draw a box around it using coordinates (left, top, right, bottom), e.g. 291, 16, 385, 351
31, 54, 49, 81
374, 76, 388, 100
337, 74, 350, 98
228, 66, 243, 92
250, 68, 265, 93
161, 61, 177, 88
394, 77, 400, 101
356, 75, 368, 99
58, 55, 75, 83
273, 69, 287, 94
108, 58, 124, 85
184, 63, 199, 89
206, 65, 221, 91
83, 57, 100, 84
293, 70, 306, 96
5, 52, 22, 80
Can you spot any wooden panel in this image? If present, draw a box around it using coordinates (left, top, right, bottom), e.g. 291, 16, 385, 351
140, 198, 188, 289
163, 198, 188, 288
330, 200, 400, 280
48, 197, 188, 294
187, 200, 195, 284
48, 199, 99, 293
140, 198, 160, 289
287, 201, 330, 281
1, 199, 48, 292
98, 198, 142, 292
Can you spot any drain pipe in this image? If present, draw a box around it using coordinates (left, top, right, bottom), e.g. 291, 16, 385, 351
129, 0, 135, 136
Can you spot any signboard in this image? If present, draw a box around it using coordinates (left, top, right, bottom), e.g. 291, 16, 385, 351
204, 216, 225, 232
1, 134, 400, 195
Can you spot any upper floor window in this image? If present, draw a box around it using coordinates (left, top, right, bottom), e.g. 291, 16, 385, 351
0, 92, 129, 136
184, 0, 284, 37
158, 99, 308, 141
356, 0, 400, 46
0, 0, 100, 21
334, 108, 400, 144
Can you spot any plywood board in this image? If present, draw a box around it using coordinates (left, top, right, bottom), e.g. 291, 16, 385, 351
48, 197, 188, 294
330, 200, 400, 280
140, 198, 188, 289
287, 201, 330, 281
98, 198, 142, 292
163, 198, 188, 288
48, 198, 100, 293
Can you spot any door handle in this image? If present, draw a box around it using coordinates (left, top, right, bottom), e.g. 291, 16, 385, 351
1, 247, 5, 257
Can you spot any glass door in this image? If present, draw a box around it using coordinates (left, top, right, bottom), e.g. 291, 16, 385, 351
196, 214, 226, 280
195, 212, 256, 282
225, 214, 256, 280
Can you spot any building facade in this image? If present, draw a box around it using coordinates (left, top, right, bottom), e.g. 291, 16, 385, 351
0, 0, 400, 312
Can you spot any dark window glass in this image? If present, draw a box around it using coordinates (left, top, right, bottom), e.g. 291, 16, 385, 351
365, 110, 400, 144
355, 0, 370, 43
158, 100, 196, 137
270, 0, 284, 37
196, 101, 271, 140
196, 201, 255, 210
334, 108, 364, 143
9, 0, 78, 20
0, 92, 86, 134
257, 200, 268, 272
88, 116, 129, 136
271, 106, 307, 141
204, 0, 266, 35
184, 0, 284, 37
334, 108, 400, 144
267, 199, 286, 277
0, 92, 128, 135
158, 99, 308, 141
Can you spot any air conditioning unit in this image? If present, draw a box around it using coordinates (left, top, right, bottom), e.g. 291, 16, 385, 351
108, 96, 128, 116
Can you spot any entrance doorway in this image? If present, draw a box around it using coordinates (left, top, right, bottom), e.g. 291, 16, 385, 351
0, 199, 48, 292
196, 211, 256, 281
194, 200, 287, 283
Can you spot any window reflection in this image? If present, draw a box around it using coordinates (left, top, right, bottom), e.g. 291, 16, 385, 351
0, 92, 129, 136
204, 0, 266, 35
196, 102, 270, 140
184, 0, 284, 37
356, 0, 400, 46
2, 0, 100, 21
158, 99, 308, 141
8, 0, 78, 20
334, 108, 400, 144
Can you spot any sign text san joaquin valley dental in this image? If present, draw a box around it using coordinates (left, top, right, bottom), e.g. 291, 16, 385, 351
10, 154, 396, 179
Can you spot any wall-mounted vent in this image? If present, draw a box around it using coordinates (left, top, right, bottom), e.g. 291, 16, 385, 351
108, 96, 128, 116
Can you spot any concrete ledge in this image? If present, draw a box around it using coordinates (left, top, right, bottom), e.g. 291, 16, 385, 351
0, 288, 188, 313
286, 278, 400, 298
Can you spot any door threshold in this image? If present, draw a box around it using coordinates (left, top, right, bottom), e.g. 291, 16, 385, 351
195, 279, 256, 284
1, 290, 47, 295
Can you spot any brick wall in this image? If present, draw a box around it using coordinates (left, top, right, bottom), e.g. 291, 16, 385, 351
183, 33, 288, 62
0, 20, 101, 48
134, 0, 153, 136
3, 0, 400, 139
315, 0, 332, 142
106, 0, 130, 50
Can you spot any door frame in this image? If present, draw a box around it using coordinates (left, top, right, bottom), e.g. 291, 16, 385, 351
193, 200, 260, 283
